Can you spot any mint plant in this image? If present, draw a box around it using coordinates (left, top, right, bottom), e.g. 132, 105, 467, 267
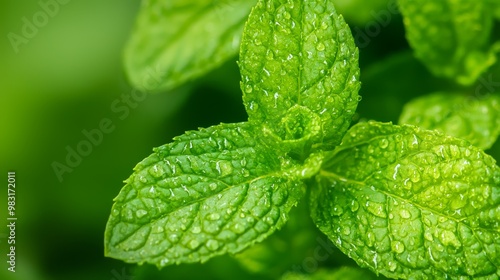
106, 0, 500, 279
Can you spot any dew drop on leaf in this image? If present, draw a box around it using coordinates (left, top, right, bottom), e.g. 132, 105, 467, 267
332, 205, 344, 216
244, 84, 253, 93
380, 138, 389, 149
149, 164, 164, 178
342, 227, 351, 235
188, 239, 200, 250
388, 261, 398, 272
350, 200, 359, 212
391, 241, 405, 254
207, 213, 221, 221
232, 223, 245, 234
136, 209, 148, 218
209, 183, 218, 191
191, 226, 201, 234
400, 209, 411, 219
216, 160, 233, 176
206, 239, 219, 251
316, 42, 325, 51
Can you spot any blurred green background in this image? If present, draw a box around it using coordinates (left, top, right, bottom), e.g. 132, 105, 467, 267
0, 1, 499, 280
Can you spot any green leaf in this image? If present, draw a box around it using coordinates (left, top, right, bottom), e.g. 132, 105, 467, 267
311, 121, 500, 279
399, 92, 500, 150
398, 0, 498, 85
124, 0, 257, 92
105, 123, 306, 267
239, 0, 360, 150
282, 267, 380, 280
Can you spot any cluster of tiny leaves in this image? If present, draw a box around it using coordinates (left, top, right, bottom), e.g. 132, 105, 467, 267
124, 0, 256, 92
398, 0, 499, 85
239, 0, 360, 151
106, 0, 358, 268
399, 92, 500, 150
311, 121, 500, 279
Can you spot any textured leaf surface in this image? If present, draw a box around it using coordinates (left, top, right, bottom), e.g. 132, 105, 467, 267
105, 123, 305, 266
311, 122, 500, 279
239, 0, 360, 149
124, 0, 256, 92
398, 0, 498, 85
399, 92, 500, 150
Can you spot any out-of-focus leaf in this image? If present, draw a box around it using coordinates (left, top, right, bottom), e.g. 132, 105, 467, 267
124, 0, 256, 92
398, 0, 499, 85
399, 92, 500, 149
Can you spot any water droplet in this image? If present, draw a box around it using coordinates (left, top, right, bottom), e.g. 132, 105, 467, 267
169, 233, 180, 242
316, 42, 325, 51
389, 213, 394, 220
156, 226, 164, 233
111, 208, 119, 216
410, 172, 420, 183
207, 213, 220, 221
424, 231, 433, 241
209, 183, 218, 191
241, 168, 250, 177
332, 205, 344, 216
149, 164, 164, 178
342, 227, 351, 235
191, 226, 201, 234
188, 239, 200, 249
216, 160, 233, 176
388, 261, 397, 272
366, 201, 386, 218
266, 50, 274, 60
400, 209, 411, 219
391, 241, 405, 254
321, 21, 328, 30
254, 38, 262, 45
206, 239, 219, 251
366, 232, 375, 247
350, 201, 359, 212
136, 209, 148, 218
160, 258, 170, 266
138, 175, 148, 183
440, 230, 461, 248
240, 158, 247, 167
232, 223, 245, 234
283, 11, 291, 19
380, 139, 389, 149
148, 186, 157, 196
244, 84, 253, 93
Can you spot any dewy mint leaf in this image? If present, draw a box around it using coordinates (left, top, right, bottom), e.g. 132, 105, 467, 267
399, 92, 500, 150
105, 123, 306, 267
239, 0, 360, 150
398, 0, 498, 85
124, 0, 256, 92
311, 121, 500, 279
